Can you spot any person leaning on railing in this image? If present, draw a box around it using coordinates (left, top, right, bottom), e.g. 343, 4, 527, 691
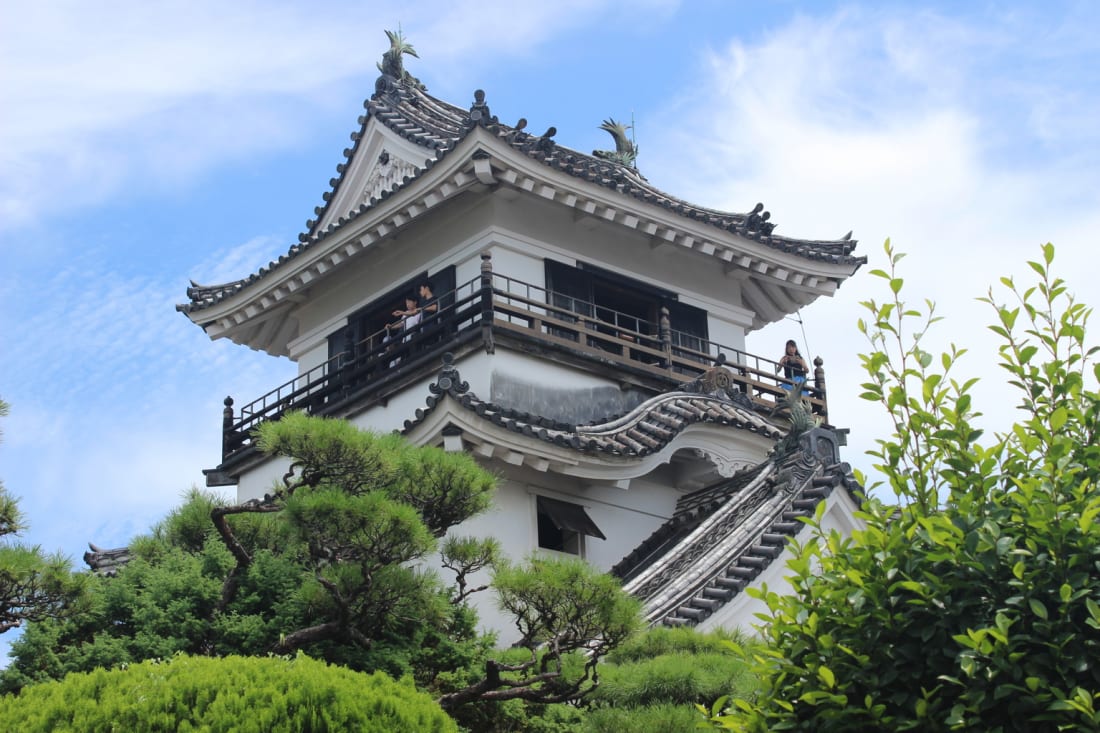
417, 280, 438, 319
777, 339, 808, 391
387, 294, 422, 367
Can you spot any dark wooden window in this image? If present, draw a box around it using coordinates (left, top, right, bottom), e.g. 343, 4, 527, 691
536, 495, 605, 556
544, 259, 708, 343
326, 265, 456, 363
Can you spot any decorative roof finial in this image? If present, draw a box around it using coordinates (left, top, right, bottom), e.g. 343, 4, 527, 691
742, 202, 776, 239
468, 89, 498, 127
375, 29, 425, 96
593, 117, 638, 168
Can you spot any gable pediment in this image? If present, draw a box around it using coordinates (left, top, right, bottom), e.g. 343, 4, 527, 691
315, 120, 437, 234
179, 80, 866, 351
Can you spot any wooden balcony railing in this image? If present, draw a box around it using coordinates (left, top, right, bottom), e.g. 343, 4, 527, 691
218, 253, 828, 465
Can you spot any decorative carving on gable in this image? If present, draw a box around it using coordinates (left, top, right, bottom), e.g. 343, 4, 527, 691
361, 149, 420, 205
692, 449, 754, 479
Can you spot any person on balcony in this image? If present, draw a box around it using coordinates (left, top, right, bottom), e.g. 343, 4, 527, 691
387, 294, 422, 366
777, 339, 808, 390
417, 280, 438, 320
389, 294, 423, 330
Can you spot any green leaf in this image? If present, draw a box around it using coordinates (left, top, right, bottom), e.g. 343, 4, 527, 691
1050, 407, 1068, 431
1029, 598, 1049, 620
817, 665, 836, 689
1087, 598, 1100, 623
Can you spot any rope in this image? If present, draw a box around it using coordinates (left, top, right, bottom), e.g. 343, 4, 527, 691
785, 311, 812, 361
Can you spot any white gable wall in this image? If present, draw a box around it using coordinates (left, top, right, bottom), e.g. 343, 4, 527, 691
317, 118, 440, 233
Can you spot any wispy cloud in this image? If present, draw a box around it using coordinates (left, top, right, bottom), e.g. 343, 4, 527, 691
0, 0, 668, 231
641, 5, 1100, 482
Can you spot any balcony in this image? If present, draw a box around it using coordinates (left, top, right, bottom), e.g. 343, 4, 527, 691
212, 254, 829, 475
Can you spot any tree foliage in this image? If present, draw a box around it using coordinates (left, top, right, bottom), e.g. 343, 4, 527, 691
437, 555, 641, 710
586, 627, 762, 733
442, 627, 762, 733
0, 653, 457, 732
713, 243, 1100, 732
3, 413, 642, 716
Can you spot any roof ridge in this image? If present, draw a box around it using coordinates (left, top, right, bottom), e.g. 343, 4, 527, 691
179, 57, 864, 316
401, 355, 785, 457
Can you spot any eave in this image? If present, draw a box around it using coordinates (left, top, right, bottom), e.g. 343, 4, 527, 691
402, 391, 779, 484
183, 125, 862, 354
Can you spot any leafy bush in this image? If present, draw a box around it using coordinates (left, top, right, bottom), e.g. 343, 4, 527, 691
584, 703, 699, 732
0, 654, 457, 732
605, 625, 746, 664
587, 627, 761, 733
595, 651, 751, 708
717, 243, 1100, 732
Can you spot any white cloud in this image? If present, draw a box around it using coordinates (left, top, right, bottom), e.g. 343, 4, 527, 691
641, 5, 1100, 488
191, 235, 287, 286
0, 0, 670, 231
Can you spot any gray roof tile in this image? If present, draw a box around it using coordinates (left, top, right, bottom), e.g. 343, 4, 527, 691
402, 355, 784, 457
180, 72, 863, 316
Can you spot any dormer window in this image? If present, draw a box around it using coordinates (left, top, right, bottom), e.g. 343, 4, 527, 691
536, 495, 606, 556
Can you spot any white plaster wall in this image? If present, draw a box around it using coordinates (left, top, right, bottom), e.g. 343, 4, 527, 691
484, 241, 549, 290
237, 455, 293, 504
289, 198, 500, 362
296, 341, 331, 377
482, 195, 752, 329
439, 464, 680, 643
230, 347, 622, 506
706, 314, 748, 354
453, 241, 547, 291
488, 349, 622, 394
284, 190, 764, 376
347, 369, 463, 434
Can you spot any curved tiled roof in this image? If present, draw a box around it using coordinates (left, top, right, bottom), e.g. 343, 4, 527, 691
179, 64, 863, 316
401, 354, 783, 457
405, 357, 862, 630
618, 431, 863, 627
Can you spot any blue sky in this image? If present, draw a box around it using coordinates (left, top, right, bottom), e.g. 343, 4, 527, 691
2, 1, 1099, 649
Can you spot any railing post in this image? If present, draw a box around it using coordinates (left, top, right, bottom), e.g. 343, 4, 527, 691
480, 251, 495, 353
813, 356, 827, 420
659, 306, 672, 371
221, 396, 234, 461
343, 327, 355, 368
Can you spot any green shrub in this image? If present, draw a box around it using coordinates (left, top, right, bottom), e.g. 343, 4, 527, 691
585, 702, 700, 733
586, 628, 761, 733
0, 654, 457, 732
719, 243, 1100, 732
595, 652, 752, 708
605, 625, 746, 664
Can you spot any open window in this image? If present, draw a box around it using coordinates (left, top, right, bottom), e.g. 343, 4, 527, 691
536, 495, 606, 556
326, 265, 456, 367
544, 259, 708, 348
